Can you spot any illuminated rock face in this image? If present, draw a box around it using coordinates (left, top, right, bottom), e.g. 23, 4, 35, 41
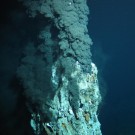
17, 0, 102, 134
44, 61, 101, 135
29, 61, 102, 135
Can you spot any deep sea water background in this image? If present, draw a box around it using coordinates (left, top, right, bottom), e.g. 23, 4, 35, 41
89, 0, 135, 134
0, 0, 135, 135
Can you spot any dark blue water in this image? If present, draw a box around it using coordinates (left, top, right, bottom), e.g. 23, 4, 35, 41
89, 0, 135, 134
